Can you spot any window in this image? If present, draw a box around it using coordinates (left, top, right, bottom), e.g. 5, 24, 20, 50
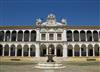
49, 34, 53, 40
57, 34, 62, 40
41, 34, 46, 40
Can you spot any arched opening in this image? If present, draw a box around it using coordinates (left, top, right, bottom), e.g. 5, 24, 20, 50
67, 30, 72, 41
4, 44, 9, 56
17, 45, 22, 56
5, 31, 10, 41
0, 44, 3, 56
74, 45, 80, 56
74, 30, 79, 41
30, 45, 35, 56
31, 30, 36, 41
67, 45, 73, 57
56, 45, 63, 57
80, 30, 85, 41
40, 44, 47, 57
24, 30, 29, 42
93, 31, 98, 41
18, 31, 23, 41
88, 44, 93, 56
10, 45, 15, 56
11, 31, 16, 41
0, 31, 4, 41
48, 44, 55, 55
23, 45, 29, 56
87, 31, 92, 41
81, 44, 86, 56
94, 44, 99, 56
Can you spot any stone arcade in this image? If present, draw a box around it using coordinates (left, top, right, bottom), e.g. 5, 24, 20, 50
0, 14, 100, 58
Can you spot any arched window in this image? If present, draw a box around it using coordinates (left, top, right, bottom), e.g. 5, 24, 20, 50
0, 31, 4, 41
67, 30, 72, 41
24, 30, 29, 42
31, 30, 36, 41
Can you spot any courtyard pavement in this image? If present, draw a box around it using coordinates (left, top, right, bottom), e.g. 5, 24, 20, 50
0, 61, 100, 72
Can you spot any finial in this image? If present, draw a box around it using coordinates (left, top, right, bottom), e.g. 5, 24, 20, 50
61, 18, 67, 25
47, 13, 56, 19
36, 18, 42, 25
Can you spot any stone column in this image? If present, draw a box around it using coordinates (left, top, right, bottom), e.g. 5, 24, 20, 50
85, 30, 87, 41
73, 47, 75, 57
28, 47, 30, 57
16, 31, 18, 41
54, 47, 56, 56
63, 44, 67, 57
80, 47, 81, 57
91, 31, 94, 41
22, 30, 24, 41
29, 31, 31, 42
93, 47, 95, 56
79, 31, 81, 41
15, 48, 17, 57
2, 47, 4, 56
10, 31, 12, 41
72, 31, 74, 41
36, 44, 40, 57
22, 47, 24, 57
86, 47, 88, 57
99, 47, 100, 56
3, 31, 6, 41
9, 47, 11, 56
98, 31, 99, 41
46, 47, 48, 55
36, 29, 40, 41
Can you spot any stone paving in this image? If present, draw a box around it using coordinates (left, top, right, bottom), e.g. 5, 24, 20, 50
0, 62, 100, 72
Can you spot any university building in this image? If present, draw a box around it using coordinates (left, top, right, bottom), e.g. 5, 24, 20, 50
0, 14, 100, 58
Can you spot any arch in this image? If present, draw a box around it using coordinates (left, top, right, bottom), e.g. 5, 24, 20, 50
31, 30, 36, 41
18, 31, 23, 41
5, 31, 10, 41
87, 31, 92, 41
0, 44, 3, 56
10, 44, 15, 56
74, 30, 79, 41
48, 44, 55, 55
4, 44, 9, 56
56, 44, 63, 57
67, 30, 72, 41
81, 44, 86, 56
0, 31, 4, 41
94, 44, 99, 56
24, 30, 29, 42
88, 44, 93, 56
93, 31, 98, 41
40, 44, 47, 57
74, 44, 80, 56
67, 45, 73, 56
17, 45, 22, 56
30, 45, 36, 56
80, 30, 85, 41
23, 45, 29, 56
11, 31, 16, 41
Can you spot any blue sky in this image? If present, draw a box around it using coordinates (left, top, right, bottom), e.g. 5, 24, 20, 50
0, 0, 100, 26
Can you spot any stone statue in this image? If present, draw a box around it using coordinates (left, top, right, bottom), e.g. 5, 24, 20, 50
47, 47, 54, 62
36, 18, 42, 25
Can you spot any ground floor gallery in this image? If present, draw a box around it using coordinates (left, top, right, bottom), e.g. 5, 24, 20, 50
0, 43, 100, 57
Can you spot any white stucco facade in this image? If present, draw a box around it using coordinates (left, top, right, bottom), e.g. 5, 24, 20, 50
0, 14, 100, 57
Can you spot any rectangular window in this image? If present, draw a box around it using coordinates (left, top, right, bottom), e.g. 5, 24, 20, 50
57, 34, 62, 40
49, 34, 53, 40
41, 34, 46, 40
